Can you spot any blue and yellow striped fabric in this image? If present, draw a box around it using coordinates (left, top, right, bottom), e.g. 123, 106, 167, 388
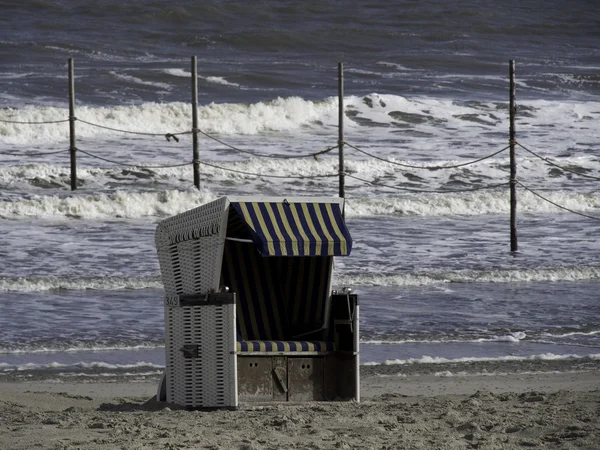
220, 240, 335, 353
237, 340, 334, 353
230, 201, 352, 257
221, 240, 287, 341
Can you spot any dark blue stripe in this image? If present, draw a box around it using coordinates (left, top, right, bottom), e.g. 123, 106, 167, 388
308, 258, 322, 322
269, 202, 295, 256
263, 258, 287, 339
297, 258, 311, 325
255, 203, 279, 256
243, 242, 271, 340
283, 203, 307, 256
222, 243, 245, 339
332, 203, 352, 254
306, 203, 330, 256
319, 203, 342, 255
248, 203, 270, 256
292, 204, 315, 256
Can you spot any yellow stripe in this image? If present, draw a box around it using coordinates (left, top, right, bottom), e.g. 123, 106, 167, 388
301, 203, 322, 254
325, 203, 347, 255
289, 203, 312, 255
283, 342, 290, 352
238, 202, 257, 233
250, 203, 276, 256
276, 203, 299, 256
236, 342, 241, 351
264, 203, 287, 256
259, 341, 266, 352
313, 204, 335, 255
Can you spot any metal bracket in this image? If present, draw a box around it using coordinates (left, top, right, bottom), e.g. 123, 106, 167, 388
181, 344, 199, 359
165, 292, 236, 307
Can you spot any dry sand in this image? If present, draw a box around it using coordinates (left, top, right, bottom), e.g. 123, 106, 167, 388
1, 359, 599, 449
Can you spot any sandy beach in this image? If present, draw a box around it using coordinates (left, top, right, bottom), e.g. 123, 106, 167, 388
1, 359, 599, 450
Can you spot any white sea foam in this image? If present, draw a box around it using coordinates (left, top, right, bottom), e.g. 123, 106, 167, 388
1, 94, 599, 145
0, 275, 162, 292
0, 188, 217, 220
109, 71, 171, 90
0, 343, 164, 355
0, 97, 337, 144
335, 265, 600, 287
163, 68, 190, 78
3, 265, 600, 293
362, 332, 527, 345
541, 330, 600, 338
0, 361, 163, 372
362, 352, 600, 366
0, 173, 599, 220
58, 370, 163, 378
203, 76, 240, 87
477, 332, 527, 343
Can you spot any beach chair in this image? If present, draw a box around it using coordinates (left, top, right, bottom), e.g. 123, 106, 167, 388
155, 196, 359, 409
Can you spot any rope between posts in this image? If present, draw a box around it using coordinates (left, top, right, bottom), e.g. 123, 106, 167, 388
200, 161, 338, 179
516, 142, 600, 181
76, 118, 191, 141
516, 181, 600, 221
0, 118, 70, 124
198, 129, 338, 160
344, 142, 511, 170
77, 148, 193, 169
344, 173, 509, 193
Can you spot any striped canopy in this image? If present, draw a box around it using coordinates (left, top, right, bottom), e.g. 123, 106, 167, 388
230, 201, 352, 257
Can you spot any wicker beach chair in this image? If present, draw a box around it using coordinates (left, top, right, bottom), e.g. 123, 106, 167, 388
155, 196, 359, 409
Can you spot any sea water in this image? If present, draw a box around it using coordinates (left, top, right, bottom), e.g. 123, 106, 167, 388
1, 0, 599, 381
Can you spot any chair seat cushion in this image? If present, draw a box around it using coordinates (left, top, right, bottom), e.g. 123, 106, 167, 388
237, 340, 334, 353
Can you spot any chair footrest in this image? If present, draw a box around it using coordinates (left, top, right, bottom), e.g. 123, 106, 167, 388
237, 340, 334, 353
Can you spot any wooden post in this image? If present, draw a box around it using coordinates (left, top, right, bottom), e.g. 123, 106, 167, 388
68, 58, 77, 191
338, 62, 345, 203
509, 60, 518, 252
191, 56, 200, 189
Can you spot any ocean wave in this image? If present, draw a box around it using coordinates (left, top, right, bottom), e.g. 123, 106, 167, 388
0, 361, 164, 372
1, 94, 599, 145
0, 342, 164, 355
362, 332, 528, 345
4, 354, 599, 373
0, 96, 338, 144
0, 176, 599, 220
363, 352, 600, 366
0, 187, 217, 220
541, 330, 600, 339
335, 265, 600, 286
2, 265, 600, 293
0, 275, 162, 292
109, 71, 171, 90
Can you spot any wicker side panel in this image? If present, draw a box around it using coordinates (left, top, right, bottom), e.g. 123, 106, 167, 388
156, 197, 227, 296
165, 303, 237, 408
